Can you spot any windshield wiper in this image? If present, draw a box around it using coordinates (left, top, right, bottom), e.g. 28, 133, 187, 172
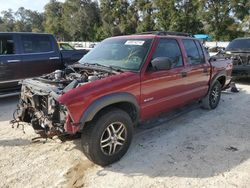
82, 62, 123, 72
109, 65, 124, 72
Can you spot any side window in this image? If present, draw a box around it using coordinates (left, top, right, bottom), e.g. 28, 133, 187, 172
0, 36, 15, 55
195, 40, 205, 63
21, 35, 53, 54
183, 39, 202, 65
152, 38, 183, 69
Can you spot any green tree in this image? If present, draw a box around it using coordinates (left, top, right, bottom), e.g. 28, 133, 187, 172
99, 0, 115, 38
0, 9, 15, 32
172, 0, 203, 33
14, 7, 32, 32
154, 0, 175, 31
200, 0, 240, 40
27, 10, 45, 32
0, 17, 4, 31
63, 0, 100, 41
231, 0, 250, 21
241, 15, 250, 35
230, 0, 250, 36
44, 0, 65, 40
134, 0, 155, 32
99, 0, 138, 38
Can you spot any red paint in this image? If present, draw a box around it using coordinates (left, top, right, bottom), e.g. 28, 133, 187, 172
58, 34, 232, 134
64, 116, 79, 133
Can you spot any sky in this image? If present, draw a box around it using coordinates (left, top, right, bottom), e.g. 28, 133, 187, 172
0, 0, 65, 13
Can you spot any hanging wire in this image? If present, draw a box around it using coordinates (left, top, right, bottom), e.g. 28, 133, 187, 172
10, 107, 26, 134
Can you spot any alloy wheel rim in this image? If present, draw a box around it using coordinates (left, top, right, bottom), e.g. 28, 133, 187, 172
211, 86, 219, 105
100, 122, 127, 156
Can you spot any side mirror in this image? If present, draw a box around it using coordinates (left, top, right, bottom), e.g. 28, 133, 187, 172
151, 57, 172, 71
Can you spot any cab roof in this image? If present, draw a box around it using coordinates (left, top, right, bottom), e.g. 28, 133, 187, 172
110, 31, 195, 40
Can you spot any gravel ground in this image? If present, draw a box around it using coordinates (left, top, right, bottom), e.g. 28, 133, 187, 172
0, 83, 250, 188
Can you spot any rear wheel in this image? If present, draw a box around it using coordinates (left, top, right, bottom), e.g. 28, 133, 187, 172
81, 108, 133, 166
201, 80, 222, 110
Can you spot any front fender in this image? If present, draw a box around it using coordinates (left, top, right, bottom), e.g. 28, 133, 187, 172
79, 92, 140, 127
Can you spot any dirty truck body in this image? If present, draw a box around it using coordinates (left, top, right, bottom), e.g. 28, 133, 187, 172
17, 32, 232, 165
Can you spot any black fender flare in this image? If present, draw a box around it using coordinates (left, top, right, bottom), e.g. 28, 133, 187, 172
210, 70, 226, 88
79, 92, 140, 127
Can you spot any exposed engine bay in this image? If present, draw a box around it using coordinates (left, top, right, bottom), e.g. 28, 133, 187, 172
14, 64, 117, 138
36, 64, 116, 93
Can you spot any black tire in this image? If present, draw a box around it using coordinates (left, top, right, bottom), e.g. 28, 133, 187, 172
201, 80, 222, 110
81, 108, 133, 166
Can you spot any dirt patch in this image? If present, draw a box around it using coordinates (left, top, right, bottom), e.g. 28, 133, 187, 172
0, 84, 250, 187
64, 161, 93, 188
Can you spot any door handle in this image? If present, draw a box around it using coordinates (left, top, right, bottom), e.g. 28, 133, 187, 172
49, 57, 60, 60
7, 60, 21, 63
181, 72, 187, 77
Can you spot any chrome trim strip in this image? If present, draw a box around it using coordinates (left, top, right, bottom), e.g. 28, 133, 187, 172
49, 57, 60, 60
0, 51, 56, 57
0, 79, 21, 84
7, 60, 21, 63
0, 92, 20, 98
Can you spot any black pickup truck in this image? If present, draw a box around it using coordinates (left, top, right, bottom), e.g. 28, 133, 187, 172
0, 32, 88, 97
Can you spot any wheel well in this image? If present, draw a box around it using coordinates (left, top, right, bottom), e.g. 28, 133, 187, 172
217, 76, 226, 88
91, 102, 138, 124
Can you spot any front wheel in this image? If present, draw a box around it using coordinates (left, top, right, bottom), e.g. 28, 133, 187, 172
81, 108, 133, 166
201, 80, 222, 110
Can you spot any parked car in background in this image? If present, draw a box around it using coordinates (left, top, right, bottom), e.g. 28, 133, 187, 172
74, 43, 84, 49
58, 42, 88, 65
218, 37, 250, 78
58, 42, 75, 50
16, 31, 233, 166
208, 46, 225, 57
0, 32, 87, 97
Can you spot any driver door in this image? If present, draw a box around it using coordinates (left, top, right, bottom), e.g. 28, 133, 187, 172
140, 38, 189, 120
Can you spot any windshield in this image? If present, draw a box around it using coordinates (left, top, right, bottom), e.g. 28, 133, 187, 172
79, 38, 153, 71
226, 38, 250, 52
59, 43, 75, 50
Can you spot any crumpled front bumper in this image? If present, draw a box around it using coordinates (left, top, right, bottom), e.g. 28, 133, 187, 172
17, 80, 79, 137
232, 64, 250, 77
230, 54, 250, 77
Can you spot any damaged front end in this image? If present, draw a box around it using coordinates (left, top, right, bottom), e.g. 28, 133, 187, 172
15, 64, 117, 138
17, 84, 68, 138
229, 52, 250, 77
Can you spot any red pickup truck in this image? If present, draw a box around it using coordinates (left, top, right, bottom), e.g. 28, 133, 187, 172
16, 32, 232, 166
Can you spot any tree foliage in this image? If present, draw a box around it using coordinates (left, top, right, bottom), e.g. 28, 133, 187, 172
99, 0, 138, 39
63, 0, 100, 41
44, 0, 65, 40
0, 0, 249, 41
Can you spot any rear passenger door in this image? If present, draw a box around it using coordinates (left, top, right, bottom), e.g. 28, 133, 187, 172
182, 39, 210, 99
19, 34, 62, 78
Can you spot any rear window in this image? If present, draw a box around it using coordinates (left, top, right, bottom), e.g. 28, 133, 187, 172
0, 36, 15, 55
195, 40, 205, 63
226, 38, 250, 52
21, 35, 53, 53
